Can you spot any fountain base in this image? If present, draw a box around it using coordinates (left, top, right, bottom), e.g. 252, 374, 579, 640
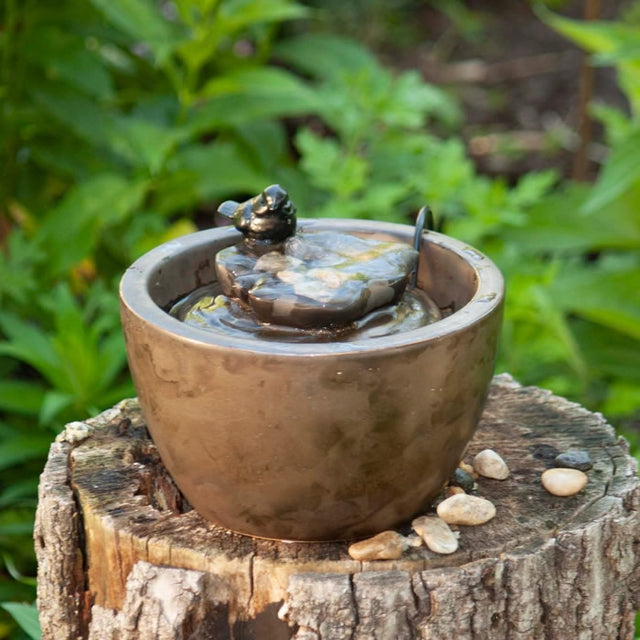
120, 219, 504, 540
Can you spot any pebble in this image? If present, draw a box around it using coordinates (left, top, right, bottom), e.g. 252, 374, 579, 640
412, 516, 459, 554
404, 534, 424, 548
473, 449, 510, 480
530, 444, 560, 463
554, 450, 592, 472
347, 530, 404, 561
458, 461, 478, 478
436, 494, 496, 525
447, 486, 465, 497
541, 468, 588, 496
450, 467, 475, 492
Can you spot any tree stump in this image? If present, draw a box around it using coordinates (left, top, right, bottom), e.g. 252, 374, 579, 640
35, 374, 640, 639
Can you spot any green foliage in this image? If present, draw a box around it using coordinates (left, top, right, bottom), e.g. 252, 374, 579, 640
275, 27, 640, 419
0, 604, 40, 640
1, 0, 640, 634
0, 0, 314, 634
530, 3, 640, 414
274, 33, 463, 219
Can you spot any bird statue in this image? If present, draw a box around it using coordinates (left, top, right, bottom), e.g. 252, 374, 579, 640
217, 184, 297, 250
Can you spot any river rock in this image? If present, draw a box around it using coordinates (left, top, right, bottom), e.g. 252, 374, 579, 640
473, 449, 510, 480
436, 494, 496, 525
412, 516, 459, 554
458, 461, 478, 478
541, 468, 588, 496
404, 534, 424, 549
554, 450, 593, 472
450, 467, 475, 492
347, 530, 404, 561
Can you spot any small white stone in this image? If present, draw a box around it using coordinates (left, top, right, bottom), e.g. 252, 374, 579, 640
348, 530, 403, 561
473, 449, 510, 480
412, 516, 459, 554
541, 468, 588, 496
436, 494, 496, 526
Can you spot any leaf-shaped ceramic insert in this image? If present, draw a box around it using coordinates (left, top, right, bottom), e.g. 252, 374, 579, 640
214, 231, 419, 329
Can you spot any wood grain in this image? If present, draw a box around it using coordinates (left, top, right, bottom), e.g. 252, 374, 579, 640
35, 374, 640, 639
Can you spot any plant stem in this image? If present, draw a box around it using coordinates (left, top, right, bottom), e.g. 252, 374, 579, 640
571, 0, 601, 182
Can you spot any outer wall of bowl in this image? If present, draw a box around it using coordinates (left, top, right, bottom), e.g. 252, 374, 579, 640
120, 220, 504, 541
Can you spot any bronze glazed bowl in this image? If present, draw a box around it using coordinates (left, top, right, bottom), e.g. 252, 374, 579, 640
120, 219, 504, 541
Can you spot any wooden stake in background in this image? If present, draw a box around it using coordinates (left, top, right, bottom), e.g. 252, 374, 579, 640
572, 0, 601, 181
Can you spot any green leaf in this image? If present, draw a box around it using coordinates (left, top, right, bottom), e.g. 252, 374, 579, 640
0, 381, 46, 416
232, 121, 289, 175
0, 522, 35, 537
0, 314, 63, 390
573, 320, 640, 382
537, 6, 640, 112
38, 174, 148, 275
30, 87, 113, 149
39, 392, 75, 426
384, 70, 461, 129
189, 68, 318, 134
52, 49, 115, 100
109, 117, 188, 174
0, 580, 36, 603
29, 136, 109, 180
217, 0, 308, 33
551, 263, 640, 339
203, 67, 316, 104
296, 128, 368, 197
0, 435, 52, 473
23, 26, 114, 99
504, 183, 640, 252
95, 332, 128, 393
90, 0, 184, 64
4, 555, 37, 587
100, 381, 138, 408
275, 34, 379, 81
0, 603, 41, 640
582, 127, 640, 214
590, 103, 633, 146
170, 141, 268, 201
147, 173, 202, 216
0, 479, 39, 509
0, 231, 43, 306
508, 170, 558, 209
537, 6, 640, 55
602, 380, 640, 417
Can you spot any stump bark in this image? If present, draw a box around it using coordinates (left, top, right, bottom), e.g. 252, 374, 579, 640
35, 374, 640, 639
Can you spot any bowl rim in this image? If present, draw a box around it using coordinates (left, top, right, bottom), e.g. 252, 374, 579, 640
120, 218, 504, 357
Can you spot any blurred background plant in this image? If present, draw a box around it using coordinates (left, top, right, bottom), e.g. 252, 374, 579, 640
1, 0, 639, 636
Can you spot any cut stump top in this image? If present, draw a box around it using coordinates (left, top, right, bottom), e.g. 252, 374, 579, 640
35, 374, 640, 640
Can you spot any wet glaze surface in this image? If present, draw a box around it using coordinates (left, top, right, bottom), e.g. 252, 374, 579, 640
170, 281, 442, 343
171, 229, 431, 340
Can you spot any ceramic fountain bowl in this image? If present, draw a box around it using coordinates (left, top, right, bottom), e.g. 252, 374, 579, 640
119, 219, 504, 541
